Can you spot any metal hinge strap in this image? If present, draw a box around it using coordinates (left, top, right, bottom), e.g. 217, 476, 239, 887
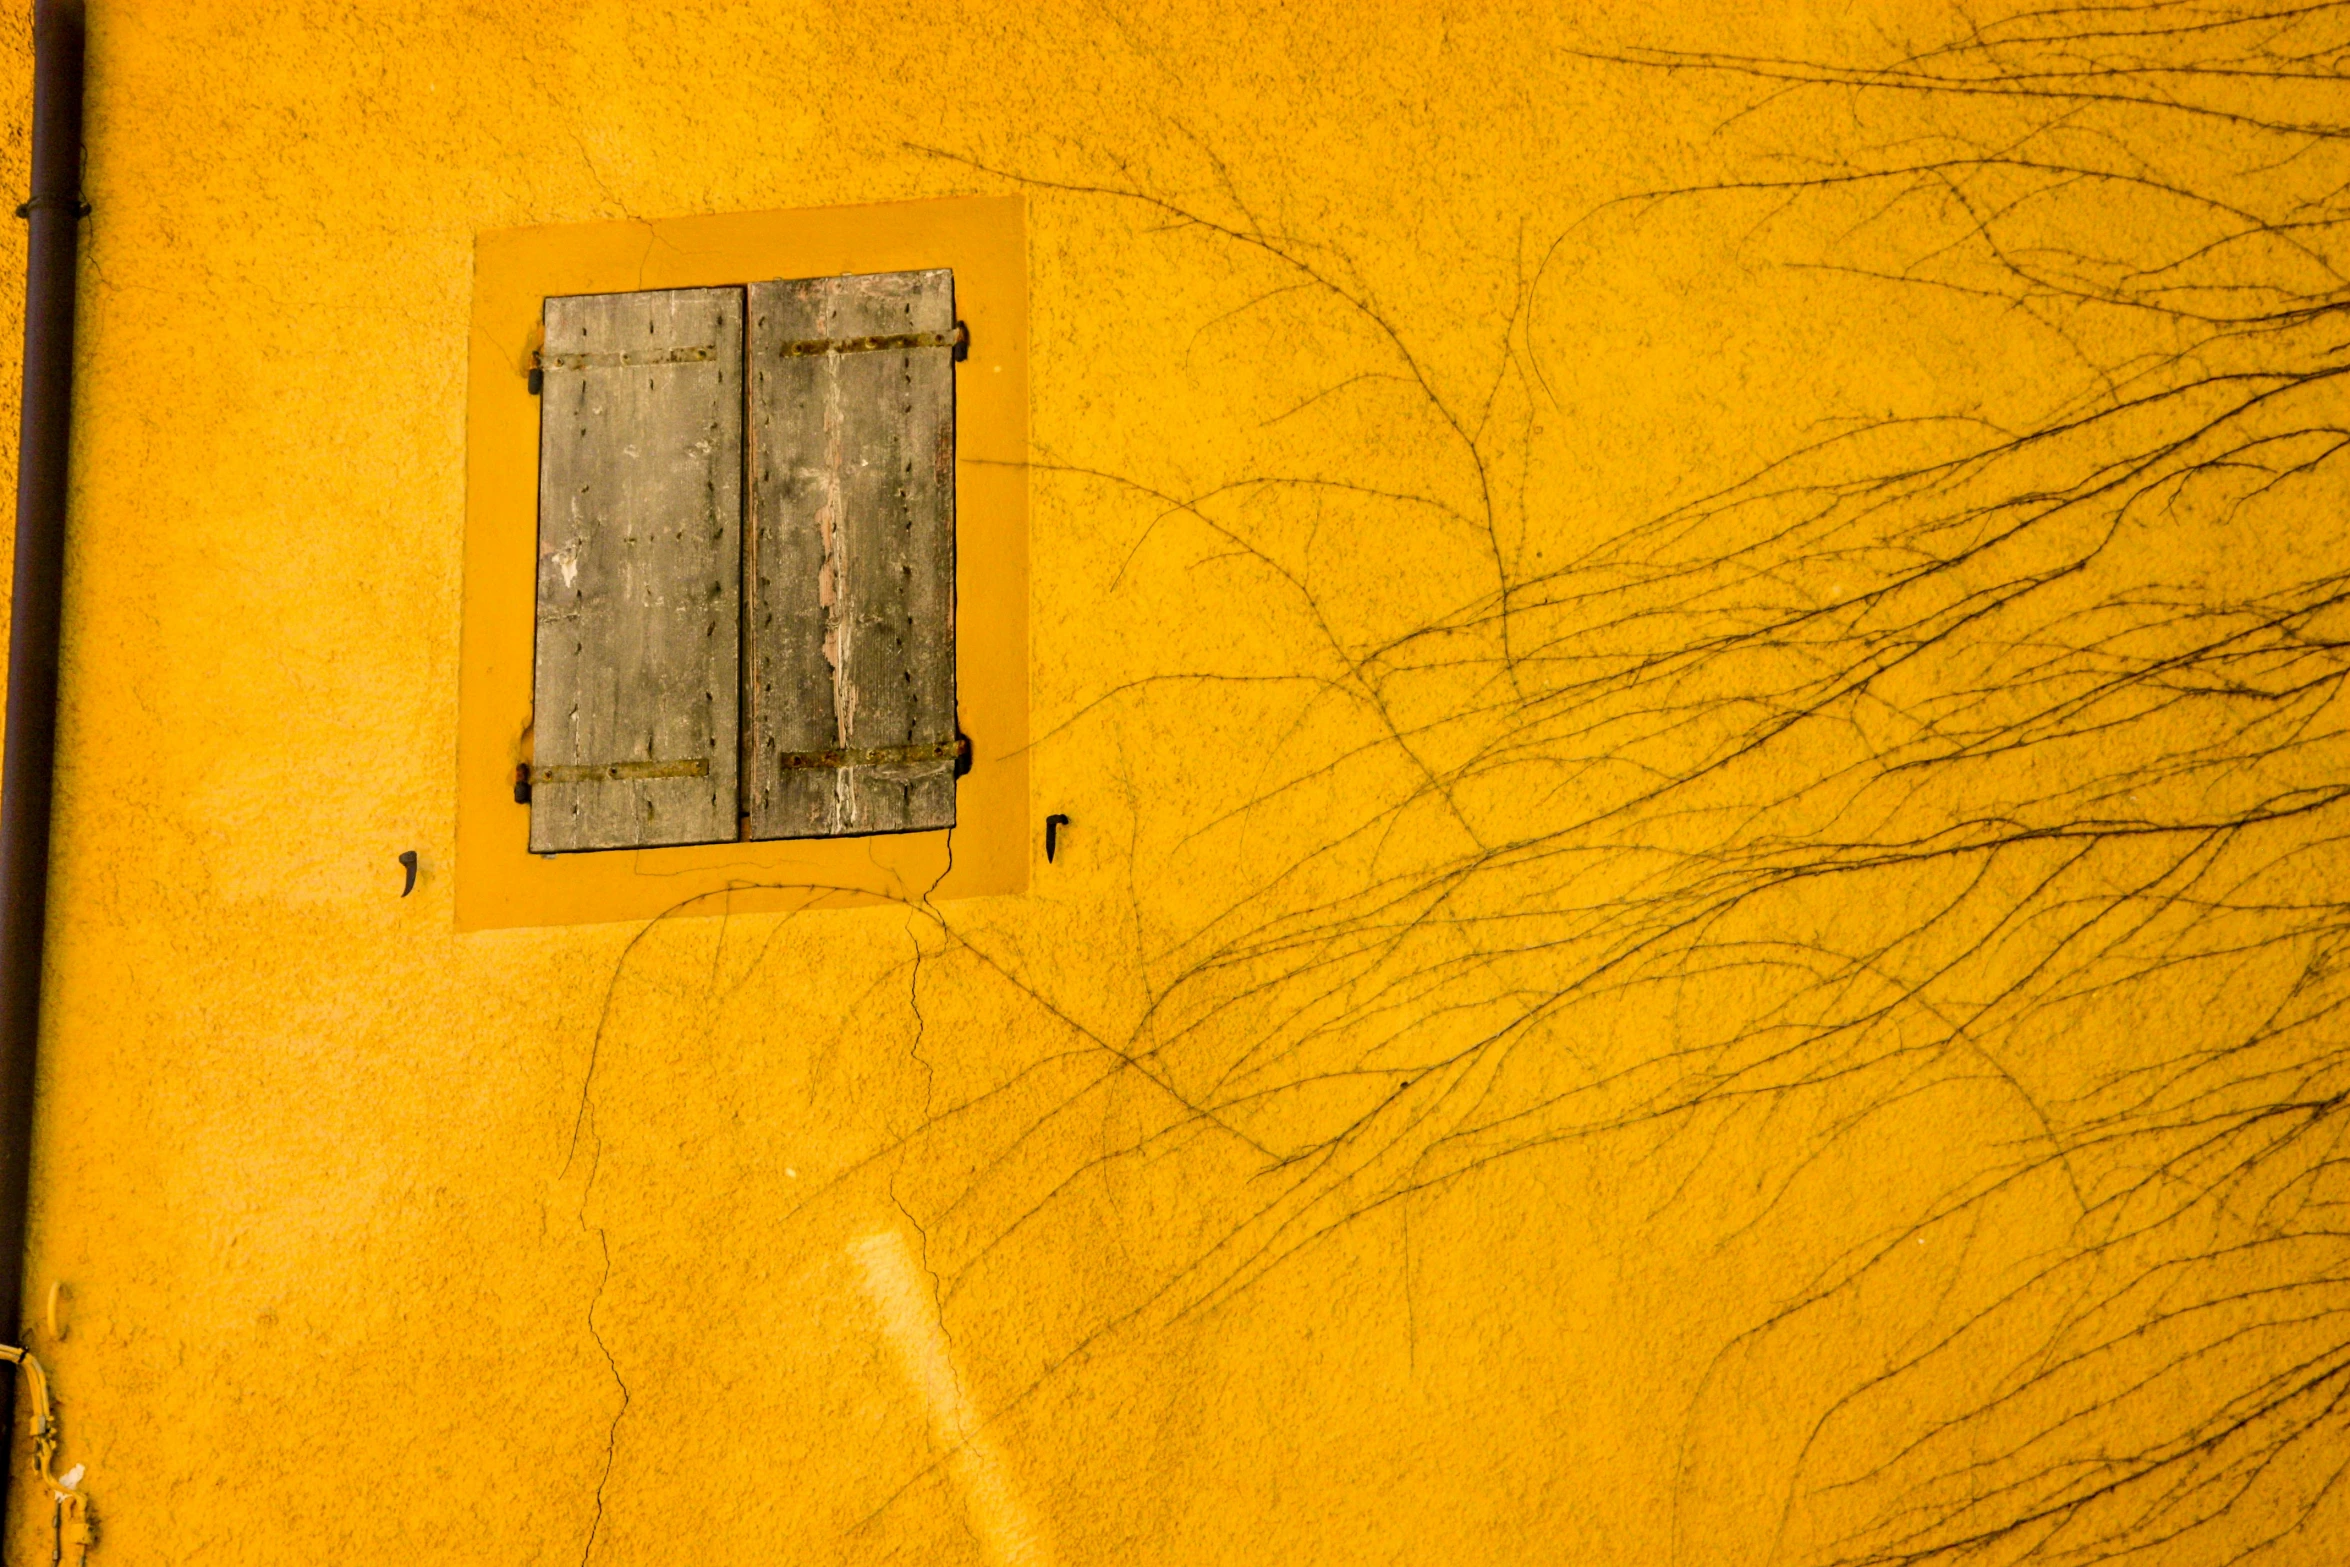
531, 758, 712, 784
541, 345, 720, 370
776, 739, 961, 771
772, 321, 969, 360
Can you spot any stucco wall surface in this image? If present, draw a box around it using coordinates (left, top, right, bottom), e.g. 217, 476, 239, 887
1, 3, 2344, 1565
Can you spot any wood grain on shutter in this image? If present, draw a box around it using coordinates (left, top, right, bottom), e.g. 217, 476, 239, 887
531, 287, 744, 852
744, 270, 956, 838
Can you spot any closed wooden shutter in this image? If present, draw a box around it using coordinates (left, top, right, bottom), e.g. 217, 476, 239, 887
530, 287, 745, 852
743, 270, 958, 839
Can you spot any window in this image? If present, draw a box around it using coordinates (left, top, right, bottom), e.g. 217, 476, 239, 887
528, 272, 965, 853
456, 196, 1026, 931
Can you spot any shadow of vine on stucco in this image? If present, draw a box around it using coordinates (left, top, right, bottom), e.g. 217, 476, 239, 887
561, 4, 2350, 1563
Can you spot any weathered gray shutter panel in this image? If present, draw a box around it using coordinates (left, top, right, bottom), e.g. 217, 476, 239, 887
531, 287, 744, 852
744, 270, 957, 838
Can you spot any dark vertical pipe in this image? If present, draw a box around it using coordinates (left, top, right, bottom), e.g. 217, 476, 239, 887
0, 0, 84, 1531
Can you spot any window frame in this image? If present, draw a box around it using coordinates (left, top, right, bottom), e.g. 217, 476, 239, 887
456, 196, 1028, 931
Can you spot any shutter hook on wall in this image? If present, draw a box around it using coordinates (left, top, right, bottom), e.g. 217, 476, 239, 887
397, 851, 419, 896
1045, 814, 1070, 863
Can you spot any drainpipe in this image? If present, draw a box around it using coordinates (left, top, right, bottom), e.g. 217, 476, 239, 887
0, 0, 86, 1539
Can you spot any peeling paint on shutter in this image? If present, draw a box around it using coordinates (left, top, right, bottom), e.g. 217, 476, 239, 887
531, 287, 744, 852
744, 270, 957, 839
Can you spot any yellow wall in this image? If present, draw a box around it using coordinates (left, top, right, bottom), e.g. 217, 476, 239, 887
2, 3, 2342, 1564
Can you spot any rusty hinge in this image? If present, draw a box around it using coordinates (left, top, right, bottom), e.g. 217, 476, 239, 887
777, 738, 963, 771
530, 758, 712, 784
543, 345, 721, 370
772, 321, 969, 361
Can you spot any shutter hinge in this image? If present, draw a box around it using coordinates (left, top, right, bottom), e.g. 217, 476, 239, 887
544, 345, 719, 370
776, 738, 962, 771
530, 758, 712, 784
526, 351, 542, 396
770, 322, 971, 360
